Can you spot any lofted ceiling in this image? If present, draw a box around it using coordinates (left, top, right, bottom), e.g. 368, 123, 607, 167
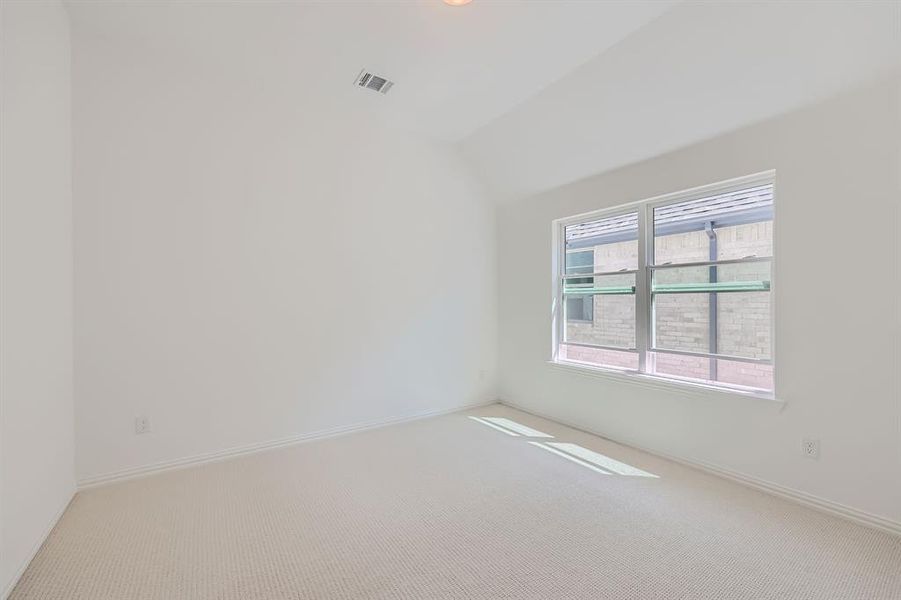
460, 0, 901, 200
65, 0, 901, 203
64, 0, 676, 142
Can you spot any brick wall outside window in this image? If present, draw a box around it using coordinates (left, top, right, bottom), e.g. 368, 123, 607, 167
565, 221, 772, 388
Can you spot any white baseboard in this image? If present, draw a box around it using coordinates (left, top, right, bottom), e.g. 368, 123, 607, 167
2, 490, 75, 600
499, 399, 901, 537
77, 400, 496, 490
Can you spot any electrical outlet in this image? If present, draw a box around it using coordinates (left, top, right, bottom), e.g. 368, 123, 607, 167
801, 438, 819, 459
135, 416, 152, 435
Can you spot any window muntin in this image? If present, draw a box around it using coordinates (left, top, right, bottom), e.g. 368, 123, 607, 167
554, 174, 774, 396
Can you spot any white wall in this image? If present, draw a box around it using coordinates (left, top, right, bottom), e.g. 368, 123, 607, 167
0, 1, 75, 595
497, 75, 901, 524
71, 34, 497, 483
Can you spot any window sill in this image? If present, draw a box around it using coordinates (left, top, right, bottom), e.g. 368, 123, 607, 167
547, 359, 782, 404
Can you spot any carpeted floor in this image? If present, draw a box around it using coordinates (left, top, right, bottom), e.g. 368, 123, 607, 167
10, 404, 901, 599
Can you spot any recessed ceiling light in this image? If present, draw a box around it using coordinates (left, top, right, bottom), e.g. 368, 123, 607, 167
444, 0, 472, 5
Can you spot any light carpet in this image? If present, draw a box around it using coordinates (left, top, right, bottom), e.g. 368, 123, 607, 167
10, 404, 901, 599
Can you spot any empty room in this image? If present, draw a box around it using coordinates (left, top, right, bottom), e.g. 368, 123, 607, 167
2, 0, 900, 598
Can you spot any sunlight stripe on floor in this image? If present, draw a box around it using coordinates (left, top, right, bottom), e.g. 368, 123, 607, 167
528, 442, 612, 474
548, 443, 658, 477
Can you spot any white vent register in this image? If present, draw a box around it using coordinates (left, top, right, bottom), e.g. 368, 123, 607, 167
354, 70, 394, 94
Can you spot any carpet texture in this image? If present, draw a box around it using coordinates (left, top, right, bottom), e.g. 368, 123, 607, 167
10, 405, 901, 599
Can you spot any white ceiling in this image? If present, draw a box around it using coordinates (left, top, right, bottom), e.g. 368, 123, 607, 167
462, 0, 901, 200
64, 0, 676, 142
65, 0, 901, 203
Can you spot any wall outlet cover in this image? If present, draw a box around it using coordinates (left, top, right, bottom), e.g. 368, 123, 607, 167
135, 416, 152, 435
801, 438, 820, 459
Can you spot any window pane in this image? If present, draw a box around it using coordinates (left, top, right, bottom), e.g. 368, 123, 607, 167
714, 221, 774, 261
565, 249, 594, 274
564, 272, 636, 348
654, 183, 773, 265
716, 292, 771, 360
653, 293, 712, 354
565, 296, 593, 323
716, 359, 774, 390
651, 262, 771, 360
559, 344, 639, 370
565, 249, 594, 286
565, 211, 638, 272
565, 293, 636, 349
649, 351, 773, 391
653, 291, 770, 360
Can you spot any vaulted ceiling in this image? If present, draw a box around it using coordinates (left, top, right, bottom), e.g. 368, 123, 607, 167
65, 0, 901, 202
460, 1, 901, 200
64, 0, 675, 141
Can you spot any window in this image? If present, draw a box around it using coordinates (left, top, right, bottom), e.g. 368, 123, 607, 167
553, 172, 774, 395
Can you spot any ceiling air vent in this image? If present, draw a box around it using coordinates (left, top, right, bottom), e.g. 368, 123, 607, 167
354, 70, 394, 95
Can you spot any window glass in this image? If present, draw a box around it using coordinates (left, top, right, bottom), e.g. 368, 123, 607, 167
564, 249, 594, 323
559, 345, 639, 371
652, 292, 770, 360
653, 183, 773, 265
649, 352, 773, 391
565, 212, 638, 273
565, 249, 594, 281
556, 177, 775, 395
565, 296, 593, 323
564, 273, 636, 351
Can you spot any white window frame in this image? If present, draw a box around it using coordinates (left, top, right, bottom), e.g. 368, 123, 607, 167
551, 171, 776, 401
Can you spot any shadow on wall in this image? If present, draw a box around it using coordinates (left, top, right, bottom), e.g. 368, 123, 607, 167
469, 416, 658, 478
